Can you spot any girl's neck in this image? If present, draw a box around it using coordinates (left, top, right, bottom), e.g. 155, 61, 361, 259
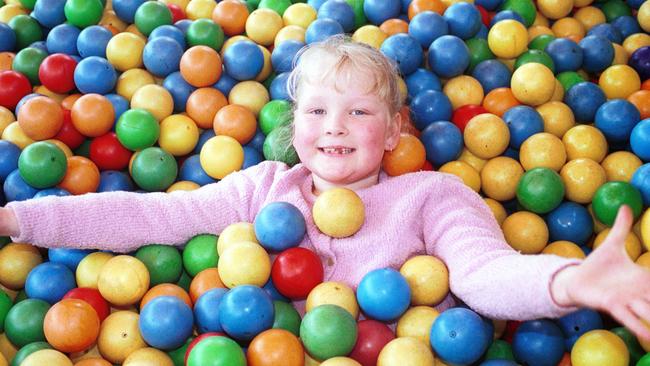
311, 172, 380, 195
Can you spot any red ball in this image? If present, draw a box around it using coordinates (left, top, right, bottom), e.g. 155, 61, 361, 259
502, 320, 521, 343
476, 5, 491, 27
421, 160, 434, 171
54, 110, 86, 150
89, 132, 133, 171
451, 104, 488, 133
39, 53, 77, 94
63, 287, 111, 322
167, 3, 186, 23
184, 332, 226, 365
0, 70, 32, 109
271, 247, 323, 300
349, 320, 395, 366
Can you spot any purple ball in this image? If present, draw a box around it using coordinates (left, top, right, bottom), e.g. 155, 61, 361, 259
629, 46, 650, 81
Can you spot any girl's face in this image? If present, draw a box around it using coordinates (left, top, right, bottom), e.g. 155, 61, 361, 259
292, 70, 401, 193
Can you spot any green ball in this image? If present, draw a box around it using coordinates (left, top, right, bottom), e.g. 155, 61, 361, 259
263, 125, 299, 166
346, 0, 366, 30
135, 244, 183, 286
186, 19, 225, 51
272, 300, 301, 337
4, 299, 50, 348
11, 341, 52, 366
182, 234, 219, 277
259, 100, 292, 135
258, 0, 292, 16
18, 141, 67, 189
8, 15, 43, 50
300, 304, 358, 361
610, 327, 644, 365
176, 269, 192, 292
73, 138, 91, 157
0, 236, 10, 248
557, 71, 586, 92
516, 167, 565, 214
115, 108, 160, 151
14, 290, 27, 304
528, 34, 556, 51
167, 337, 193, 366
515, 50, 555, 73
500, 0, 536, 27
592, 181, 643, 226
134, 1, 173, 36
18, 0, 36, 10
638, 353, 650, 366
0, 290, 12, 333
0, 0, 6, 7
187, 336, 246, 366
131, 147, 178, 191
466, 37, 495, 72
484, 339, 516, 361
246, 0, 262, 9
262, 71, 277, 90
64, 0, 104, 28
601, 0, 631, 22
12, 47, 48, 85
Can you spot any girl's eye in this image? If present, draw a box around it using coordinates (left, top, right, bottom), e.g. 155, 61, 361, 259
309, 109, 325, 115
351, 109, 367, 116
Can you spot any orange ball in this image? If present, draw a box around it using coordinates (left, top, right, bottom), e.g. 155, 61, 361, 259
379, 18, 409, 36
140, 284, 192, 310
58, 156, 101, 195
482, 88, 520, 117
61, 94, 82, 110
628, 90, 650, 120
213, 104, 257, 144
71, 94, 115, 137
0, 52, 14, 71
44, 299, 100, 353
247, 329, 304, 366
382, 133, 426, 176
189, 268, 226, 304
17, 96, 64, 140
408, 0, 446, 19
212, 0, 249, 36
180, 46, 223, 87
186, 88, 229, 129
74, 359, 112, 366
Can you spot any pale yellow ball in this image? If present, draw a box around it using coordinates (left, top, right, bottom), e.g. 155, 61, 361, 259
519, 132, 567, 172
313, 188, 365, 238
377, 337, 435, 366
438, 161, 481, 192
217, 222, 258, 256
76, 252, 114, 289
396, 306, 439, 345
463, 113, 510, 159
218, 241, 271, 288
306, 281, 359, 319
511, 63, 556, 106
542, 241, 586, 259
98, 255, 150, 307
502, 211, 549, 254
400, 255, 449, 306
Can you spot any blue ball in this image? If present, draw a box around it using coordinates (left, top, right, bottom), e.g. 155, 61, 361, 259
143, 36, 183, 77
112, 0, 146, 23
564, 82, 607, 123
307, 0, 328, 11
443, 2, 482, 40
105, 93, 129, 123
223, 40, 264, 81
0, 23, 16, 52
97, 170, 135, 192
262, 278, 290, 302
631, 163, 650, 205
271, 40, 305, 73
214, 72, 238, 98
149, 24, 186, 49
430, 307, 491, 365
490, 10, 525, 27
0, 141, 20, 183
472, 59, 511, 93
627, 0, 645, 9
25, 262, 76, 304
476, 0, 503, 11
545, 38, 583, 73
356, 268, 410, 322
46, 23, 81, 55
139, 296, 194, 350
595, 99, 641, 144
254, 202, 306, 252
48, 248, 92, 272
194, 129, 216, 154
545, 202, 594, 246
74, 56, 117, 94
410, 90, 453, 130
163, 71, 197, 113
579, 35, 614, 73
194, 288, 228, 334
179, 154, 217, 186
512, 319, 565, 366
32, 0, 67, 29
631, 118, 650, 161
587, 23, 623, 44
611, 15, 641, 39
174, 19, 193, 34
480, 361, 519, 366
363, 0, 401, 26
380, 33, 423, 76
503, 146, 519, 161
420, 120, 463, 167
405, 68, 442, 99
629, 46, 650, 81
317, 0, 355, 32
77, 25, 112, 59
33, 188, 71, 198
218, 285, 274, 341
305, 18, 344, 44
475, 23, 488, 39
503, 106, 544, 149
428, 35, 470, 78
408, 11, 448, 49
242, 146, 264, 169
555, 308, 603, 352
3, 169, 39, 202
246, 128, 266, 152
269, 71, 291, 100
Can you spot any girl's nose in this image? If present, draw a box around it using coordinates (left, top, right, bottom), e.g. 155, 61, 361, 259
324, 114, 348, 136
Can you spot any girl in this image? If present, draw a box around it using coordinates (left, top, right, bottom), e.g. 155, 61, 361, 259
2, 36, 650, 342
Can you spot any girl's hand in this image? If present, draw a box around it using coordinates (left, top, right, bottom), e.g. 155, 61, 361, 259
0, 207, 19, 237
551, 205, 650, 343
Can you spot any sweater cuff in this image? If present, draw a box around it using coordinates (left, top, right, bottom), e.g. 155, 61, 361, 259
547, 258, 583, 318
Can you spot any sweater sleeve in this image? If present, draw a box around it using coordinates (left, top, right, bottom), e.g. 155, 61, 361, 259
424, 174, 583, 320
5, 162, 282, 252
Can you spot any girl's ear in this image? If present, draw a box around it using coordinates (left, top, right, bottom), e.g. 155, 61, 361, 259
385, 112, 402, 151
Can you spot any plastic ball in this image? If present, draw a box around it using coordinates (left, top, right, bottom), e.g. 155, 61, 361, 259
399, 255, 449, 306
158, 114, 199, 156
134, 1, 172, 36
480, 157, 523, 201
487, 20, 528, 59
25, 262, 76, 304
246, 8, 283, 46
592, 181, 643, 226
443, 2, 481, 40
442, 75, 484, 110
305, 18, 344, 44
301, 304, 358, 361
212, 0, 249, 36
376, 337, 434, 366
10, 341, 52, 366
427, 35, 470, 78
193, 287, 227, 333
246, 329, 304, 366
62, 287, 109, 323
139, 296, 193, 350
198, 135, 243, 179
542, 241, 586, 259
517, 167, 565, 214
271, 247, 323, 299
74, 251, 113, 289
482, 87, 521, 117
18, 141, 67, 188
97, 255, 150, 307
44, 298, 99, 353
512, 319, 565, 366
131, 147, 178, 191
218, 241, 270, 288
430, 307, 491, 365
631, 118, 650, 161
185, 87, 228, 128
186, 335, 246, 366
180, 46, 222, 87
595, 99, 640, 145
502, 211, 549, 253
510, 63, 555, 107
312, 187, 365, 238
519, 132, 566, 172
379, 33, 422, 76
22, 349, 72, 366
571, 330, 629, 366
223, 40, 264, 81
4, 298, 49, 347
185, 18, 224, 50
185, 0, 216, 20
546, 202, 594, 246
142, 36, 183, 78
306, 281, 359, 318
189, 268, 226, 304
382, 133, 426, 176
229, 80, 270, 117
463, 113, 509, 159
16, 96, 62, 141
632, 163, 650, 206
356, 268, 410, 322
115, 109, 159, 151
218, 285, 274, 341
0, 70, 31, 110
97, 311, 147, 364
560, 158, 607, 204
88, 132, 132, 171
253, 201, 306, 252
564, 82, 607, 124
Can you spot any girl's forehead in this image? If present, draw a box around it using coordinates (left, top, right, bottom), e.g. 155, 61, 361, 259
299, 62, 377, 97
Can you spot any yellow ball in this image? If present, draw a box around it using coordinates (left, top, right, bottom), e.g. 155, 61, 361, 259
199, 135, 244, 179
0, 4, 27, 23
511, 63, 556, 106
76, 252, 114, 289
593, 228, 642, 261
229, 81, 270, 117
32, 85, 65, 104
100, 9, 128, 32
0, 106, 15, 136
463, 113, 510, 159
396, 306, 439, 345
487, 20, 528, 59
246, 8, 283, 46
352, 25, 388, 49
537, 0, 573, 19
218, 241, 271, 288
639, 0, 650, 33
377, 337, 435, 366
562, 125, 608, 162
320, 357, 362, 366
22, 349, 72, 366
480, 156, 524, 201
574, 0, 594, 6
560, 158, 607, 204
623, 33, 650, 55
125, 23, 146, 38
98, 255, 150, 307
97, 311, 147, 364
1, 121, 34, 149
443, 75, 484, 110
550, 78, 565, 102
123, 347, 174, 366
519, 132, 567, 171
542, 240, 586, 259
600, 151, 642, 182
502, 211, 549, 254
106, 32, 145, 71
313, 188, 365, 238
306, 281, 359, 318
283, 3, 317, 29
536, 101, 575, 139
0, 333, 17, 364
116, 68, 155, 101
130, 84, 174, 121
642, 208, 650, 251
400, 255, 449, 306
217, 222, 258, 255
0, 243, 42, 290
599, 65, 641, 99
551, 17, 586, 40
166, 180, 200, 192
0, 353, 6, 366
573, 6, 606, 31
484, 198, 507, 226
255, 45, 273, 82
532, 11, 550, 27
458, 147, 487, 173
274, 25, 306, 47
158, 114, 199, 156
185, 0, 215, 19
636, 251, 650, 269
571, 330, 629, 366
438, 161, 481, 192
588, 203, 608, 234
612, 43, 629, 65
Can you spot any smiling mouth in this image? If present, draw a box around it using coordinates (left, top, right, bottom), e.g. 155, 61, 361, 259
318, 147, 356, 155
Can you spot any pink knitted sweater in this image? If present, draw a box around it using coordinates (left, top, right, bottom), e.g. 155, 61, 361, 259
7, 161, 580, 320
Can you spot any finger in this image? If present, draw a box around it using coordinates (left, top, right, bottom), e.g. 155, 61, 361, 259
611, 305, 650, 342
629, 299, 650, 325
610, 205, 634, 240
